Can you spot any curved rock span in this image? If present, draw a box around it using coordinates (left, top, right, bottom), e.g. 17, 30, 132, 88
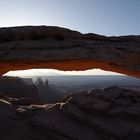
1, 86, 140, 140
0, 26, 140, 77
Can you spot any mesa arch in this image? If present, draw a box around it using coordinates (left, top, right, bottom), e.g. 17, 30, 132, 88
0, 26, 140, 77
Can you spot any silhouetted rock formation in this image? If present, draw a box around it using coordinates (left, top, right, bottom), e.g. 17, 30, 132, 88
22, 78, 34, 85
0, 26, 139, 77
35, 77, 65, 103
35, 77, 44, 87
0, 76, 39, 103
0, 86, 140, 140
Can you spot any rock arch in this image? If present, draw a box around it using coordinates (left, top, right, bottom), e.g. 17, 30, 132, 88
0, 26, 140, 77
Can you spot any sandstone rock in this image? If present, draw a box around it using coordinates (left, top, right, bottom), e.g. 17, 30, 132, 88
0, 76, 39, 103
0, 99, 11, 107
7, 97, 39, 106
0, 86, 140, 140
0, 26, 139, 77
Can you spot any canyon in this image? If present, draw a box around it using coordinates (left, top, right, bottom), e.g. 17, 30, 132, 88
0, 26, 140, 140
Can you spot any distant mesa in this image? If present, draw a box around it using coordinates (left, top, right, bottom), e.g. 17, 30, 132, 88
35, 77, 65, 103
0, 76, 65, 104
0, 76, 39, 104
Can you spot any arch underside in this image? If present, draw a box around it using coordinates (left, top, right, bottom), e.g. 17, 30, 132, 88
0, 60, 140, 78
0, 26, 139, 77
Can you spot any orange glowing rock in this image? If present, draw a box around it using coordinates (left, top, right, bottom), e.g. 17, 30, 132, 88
0, 26, 139, 77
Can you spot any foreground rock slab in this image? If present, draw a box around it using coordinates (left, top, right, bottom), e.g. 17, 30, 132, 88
0, 26, 139, 77
1, 86, 140, 140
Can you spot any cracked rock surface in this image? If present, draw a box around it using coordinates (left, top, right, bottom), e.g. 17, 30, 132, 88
1, 86, 140, 140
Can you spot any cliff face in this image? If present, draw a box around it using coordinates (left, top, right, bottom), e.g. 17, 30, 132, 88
0, 76, 39, 103
0, 26, 139, 77
0, 86, 140, 140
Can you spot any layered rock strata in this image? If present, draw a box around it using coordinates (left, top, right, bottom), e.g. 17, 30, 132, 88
0, 76, 39, 103
0, 86, 140, 140
0, 26, 139, 77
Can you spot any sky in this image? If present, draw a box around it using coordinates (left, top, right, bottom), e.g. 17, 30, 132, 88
0, 0, 140, 36
1, 0, 139, 76
4, 69, 124, 77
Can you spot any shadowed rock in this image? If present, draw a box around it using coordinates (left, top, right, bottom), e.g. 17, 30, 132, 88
0, 76, 39, 103
0, 86, 140, 140
0, 26, 139, 77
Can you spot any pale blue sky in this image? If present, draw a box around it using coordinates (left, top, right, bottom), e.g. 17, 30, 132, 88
0, 0, 140, 36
